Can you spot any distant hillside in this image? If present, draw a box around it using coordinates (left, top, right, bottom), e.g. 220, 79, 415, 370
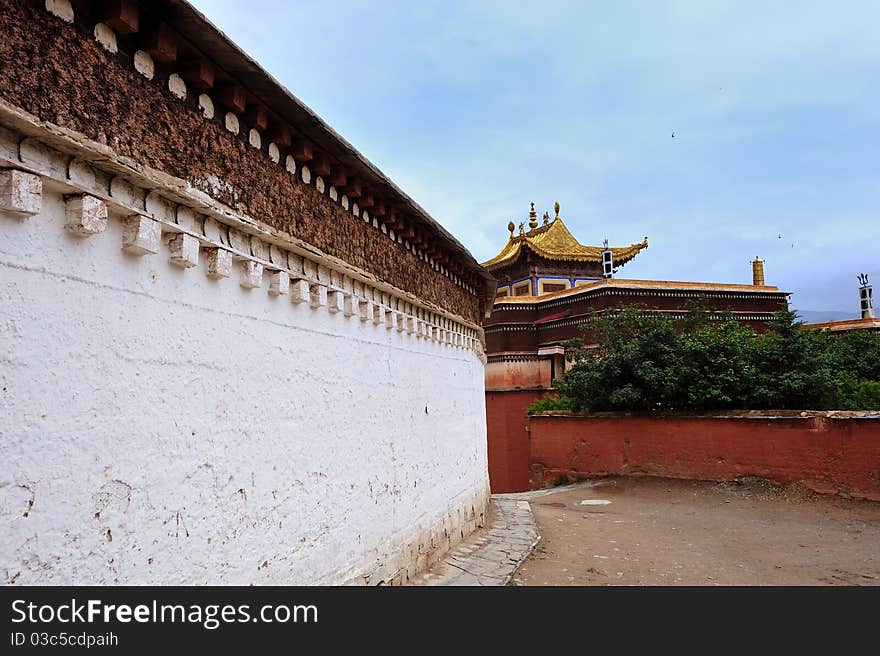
794, 309, 859, 324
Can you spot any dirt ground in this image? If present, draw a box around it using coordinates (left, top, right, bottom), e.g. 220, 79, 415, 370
512, 476, 880, 586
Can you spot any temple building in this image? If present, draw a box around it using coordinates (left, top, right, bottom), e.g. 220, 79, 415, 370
482, 202, 791, 493
486, 201, 649, 298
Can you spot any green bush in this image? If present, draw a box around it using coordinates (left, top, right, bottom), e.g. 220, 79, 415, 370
526, 394, 573, 414
556, 305, 880, 412
557, 307, 682, 412
839, 379, 880, 411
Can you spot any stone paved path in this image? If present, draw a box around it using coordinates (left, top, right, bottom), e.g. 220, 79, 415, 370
413, 497, 540, 586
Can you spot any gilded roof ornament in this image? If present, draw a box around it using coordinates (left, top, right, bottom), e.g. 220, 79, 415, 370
481, 207, 649, 271
543, 211, 550, 226
507, 220, 515, 237
554, 201, 560, 219
528, 201, 538, 229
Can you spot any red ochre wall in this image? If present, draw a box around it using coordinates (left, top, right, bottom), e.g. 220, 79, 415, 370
486, 390, 544, 493
528, 414, 880, 500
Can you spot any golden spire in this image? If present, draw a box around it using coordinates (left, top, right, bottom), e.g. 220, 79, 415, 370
507, 220, 515, 237
752, 256, 765, 286
554, 201, 560, 219
528, 201, 538, 229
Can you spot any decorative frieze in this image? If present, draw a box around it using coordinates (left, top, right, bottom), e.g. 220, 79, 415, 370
168, 233, 199, 268
168, 74, 187, 100
206, 248, 233, 279
343, 295, 358, 318
267, 270, 289, 296
94, 23, 117, 53
327, 290, 343, 314
68, 158, 97, 189
146, 191, 175, 224
249, 236, 267, 260
309, 284, 328, 308
359, 300, 373, 323
224, 112, 239, 135
290, 279, 310, 304
134, 50, 155, 80
240, 260, 264, 289
65, 194, 108, 236
203, 217, 226, 244
110, 176, 138, 208
45, 0, 73, 23
198, 94, 214, 119
122, 215, 161, 254
20, 138, 67, 178
0, 169, 42, 217
0, 119, 483, 356
30, 0, 480, 298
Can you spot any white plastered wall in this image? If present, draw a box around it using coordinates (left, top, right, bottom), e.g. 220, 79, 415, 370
0, 180, 489, 585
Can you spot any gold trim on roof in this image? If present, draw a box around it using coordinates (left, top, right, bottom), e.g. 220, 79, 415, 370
481, 215, 648, 270
492, 277, 785, 304
804, 317, 880, 332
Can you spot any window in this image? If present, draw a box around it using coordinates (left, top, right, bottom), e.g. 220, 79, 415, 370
495, 288, 509, 298
538, 279, 570, 295
513, 282, 531, 296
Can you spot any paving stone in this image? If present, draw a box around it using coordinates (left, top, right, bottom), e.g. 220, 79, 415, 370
412, 496, 540, 586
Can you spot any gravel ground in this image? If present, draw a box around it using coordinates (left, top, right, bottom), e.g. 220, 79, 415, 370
512, 476, 880, 586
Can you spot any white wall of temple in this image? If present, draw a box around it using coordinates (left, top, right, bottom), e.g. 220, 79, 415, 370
0, 180, 489, 585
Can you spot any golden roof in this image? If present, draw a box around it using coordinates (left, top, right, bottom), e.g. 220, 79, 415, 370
804, 317, 880, 332
481, 206, 648, 271
493, 278, 785, 304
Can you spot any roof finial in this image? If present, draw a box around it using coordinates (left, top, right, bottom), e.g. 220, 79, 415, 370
518, 222, 525, 235
752, 256, 765, 286
554, 201, 560, 219
543, 211, 550, 225
528, 201, 538, 229
507, 220, 515, 237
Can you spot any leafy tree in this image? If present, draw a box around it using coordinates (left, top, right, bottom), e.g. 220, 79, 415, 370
677, 317, 756, 409
839, 380, 880, 411
555, 305, 880, 412
747, 310, 841, 409
826, 329, 880, 381
558, 306, 681, 412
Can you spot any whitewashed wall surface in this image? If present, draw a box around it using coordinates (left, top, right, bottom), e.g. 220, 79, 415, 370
0, 116, 490, 585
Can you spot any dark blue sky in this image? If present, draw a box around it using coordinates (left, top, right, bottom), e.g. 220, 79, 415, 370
192, 1, 879, 315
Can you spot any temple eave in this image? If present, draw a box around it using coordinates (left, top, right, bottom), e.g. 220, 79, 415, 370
481, 239, 648, 270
